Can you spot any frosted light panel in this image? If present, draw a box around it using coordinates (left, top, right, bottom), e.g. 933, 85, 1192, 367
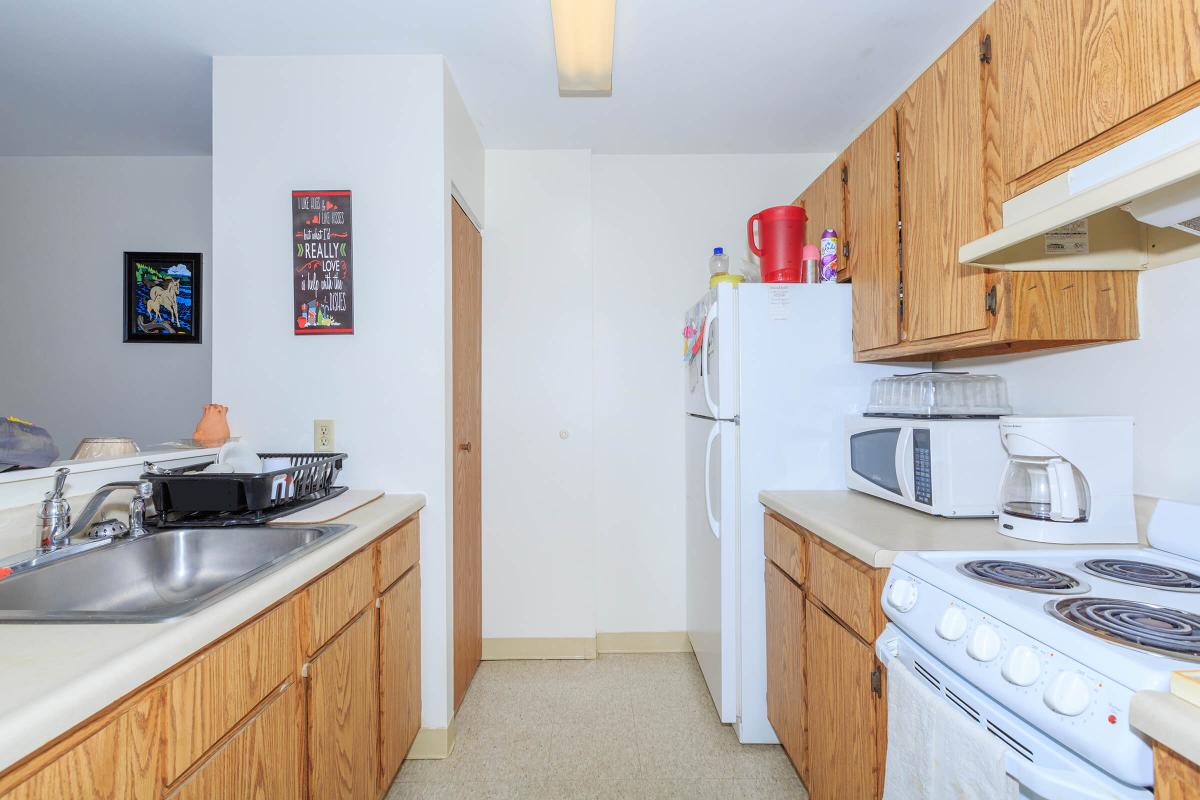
551, 0, 616, 97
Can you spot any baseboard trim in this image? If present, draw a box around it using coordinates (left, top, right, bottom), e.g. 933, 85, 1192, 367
481, 632, 692, 660
406, 722, 456, 760
482, 637, 597, 660
596, 631, 693, 654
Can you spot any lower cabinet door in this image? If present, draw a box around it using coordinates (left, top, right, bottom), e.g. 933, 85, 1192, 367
804, 599, 885, 800
168, 681, 302, 800
379, 565, 422, 790
0, 692, 162, 800
765, 561, 806, 779
308, 610, 379, 800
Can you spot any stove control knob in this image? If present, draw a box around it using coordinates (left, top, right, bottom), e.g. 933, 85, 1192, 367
887, 579, 919, 613
1044, 671, 1091, 716
966, 624, 1003, 662
936, 607, 969, 641
1002, 645, 1041, 686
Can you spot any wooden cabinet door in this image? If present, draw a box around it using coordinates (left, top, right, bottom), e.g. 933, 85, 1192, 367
308, 610, 378, 800
1000, 0, 1200, 185
798, 160, 847, 279
765, 562, 806, 780
0, 693, 161, 800
169, 682, 302, 800
898, 21, 993, 344
378, 565, 421, 790
804, 600, 884, 800
846, 112, 901, 353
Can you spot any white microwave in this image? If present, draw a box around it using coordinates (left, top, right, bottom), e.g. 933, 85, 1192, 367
844, 416, 1006, 517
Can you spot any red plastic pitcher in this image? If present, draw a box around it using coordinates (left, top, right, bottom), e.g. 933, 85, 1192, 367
748, 205, 808, 282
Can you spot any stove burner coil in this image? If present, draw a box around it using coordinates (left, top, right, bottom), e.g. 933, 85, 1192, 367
1079, 559, 1200, 592
957, 560, 1086, 594
1047, 598, 1200, 662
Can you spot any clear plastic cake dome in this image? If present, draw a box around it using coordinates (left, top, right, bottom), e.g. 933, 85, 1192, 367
866, 372, 1012, 418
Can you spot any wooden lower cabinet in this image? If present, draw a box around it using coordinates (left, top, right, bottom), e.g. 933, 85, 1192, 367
307, 609, 380, 800
804, 600, 886, 800
763, 511, 887, 800
379, 565, 422, 791
168, 682, 303, 800
0, 513, 423, 800
0, 692, 162, 800
765, 562, 806, 780
1155, 742, 1200, 800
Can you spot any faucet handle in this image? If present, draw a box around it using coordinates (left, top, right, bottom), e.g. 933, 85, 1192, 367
48, 467, 69, 500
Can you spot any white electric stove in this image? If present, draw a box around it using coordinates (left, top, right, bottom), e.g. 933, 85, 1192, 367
878, 500, 1200, 799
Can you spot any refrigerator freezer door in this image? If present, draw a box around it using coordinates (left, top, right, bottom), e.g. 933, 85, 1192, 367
686, 413, 737, 723
684, 287, 737, 420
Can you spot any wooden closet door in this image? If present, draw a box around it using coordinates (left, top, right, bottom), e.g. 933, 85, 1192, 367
897, 21, 991, 343
452, 197, 482, 710
846, 112, 901, 353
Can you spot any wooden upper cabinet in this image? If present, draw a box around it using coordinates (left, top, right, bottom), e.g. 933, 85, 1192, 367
999, 0, 1200, 188
846, 112, 901, 352
898, 20, 993, 343
796, 159, 847, 280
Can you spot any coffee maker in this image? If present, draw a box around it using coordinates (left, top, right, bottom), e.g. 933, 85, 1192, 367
996, 416, 1137, 544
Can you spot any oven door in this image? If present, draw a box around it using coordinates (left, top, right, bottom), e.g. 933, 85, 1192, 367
876, 626, 1151, 800
847, 422, 917, 504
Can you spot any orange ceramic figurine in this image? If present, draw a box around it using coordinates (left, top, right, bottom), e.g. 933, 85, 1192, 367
193, 404, 230, 447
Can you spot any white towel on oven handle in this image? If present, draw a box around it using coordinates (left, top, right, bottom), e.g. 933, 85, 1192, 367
881, 655, 1018, 800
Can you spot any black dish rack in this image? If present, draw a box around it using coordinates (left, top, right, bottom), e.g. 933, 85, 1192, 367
145, 452, 348, 527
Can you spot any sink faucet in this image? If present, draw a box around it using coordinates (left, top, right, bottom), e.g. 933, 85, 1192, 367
36, 468, 155, 551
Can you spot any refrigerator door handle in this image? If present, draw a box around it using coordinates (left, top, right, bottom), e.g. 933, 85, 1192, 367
701, 300, 719, 418
704, 422, 720, 539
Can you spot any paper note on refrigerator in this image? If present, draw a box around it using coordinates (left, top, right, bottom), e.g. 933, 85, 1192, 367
768, 286, 790, 320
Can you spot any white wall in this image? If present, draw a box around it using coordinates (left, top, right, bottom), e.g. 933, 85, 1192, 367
591, 154, 830, 632
212, 55, 482, 730
0, 157, 212, 455
481, 152, 830, 638
956, 261, 1200, 504
482, 150, 595, 638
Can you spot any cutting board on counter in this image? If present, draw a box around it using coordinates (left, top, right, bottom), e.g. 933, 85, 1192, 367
269, 488, 384, 524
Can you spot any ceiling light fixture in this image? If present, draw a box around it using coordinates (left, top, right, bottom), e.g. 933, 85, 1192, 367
550, 0, 616, 97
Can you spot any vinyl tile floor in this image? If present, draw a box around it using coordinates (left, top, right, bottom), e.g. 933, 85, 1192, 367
387, 653, 808, 799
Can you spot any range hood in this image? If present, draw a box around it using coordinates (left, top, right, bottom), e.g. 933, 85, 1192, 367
960, 107, 1200, 271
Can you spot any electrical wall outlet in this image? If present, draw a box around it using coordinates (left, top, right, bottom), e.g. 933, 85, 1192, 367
314, 419, 335, 453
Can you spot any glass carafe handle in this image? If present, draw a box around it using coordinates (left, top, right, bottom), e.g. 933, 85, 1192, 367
1047, 460, 1081, 522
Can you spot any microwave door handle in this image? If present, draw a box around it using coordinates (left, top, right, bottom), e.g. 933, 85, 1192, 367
895, 427, 916, 501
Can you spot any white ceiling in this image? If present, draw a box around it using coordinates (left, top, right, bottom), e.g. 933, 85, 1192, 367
1, 0, 991, 156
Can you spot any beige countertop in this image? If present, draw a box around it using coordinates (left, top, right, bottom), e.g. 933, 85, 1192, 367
0, 492, 424, 774
1131, 691, 1200, 767
758, 489, 1153, 568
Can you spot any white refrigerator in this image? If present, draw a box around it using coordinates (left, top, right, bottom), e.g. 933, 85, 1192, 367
684, 282, 893, 743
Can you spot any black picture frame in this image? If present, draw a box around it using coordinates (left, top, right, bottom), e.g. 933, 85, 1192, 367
123, 251, 203, 344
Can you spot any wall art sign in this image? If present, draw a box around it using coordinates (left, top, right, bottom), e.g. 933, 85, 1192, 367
293, 190, 353, 335
123, 251, 203, 344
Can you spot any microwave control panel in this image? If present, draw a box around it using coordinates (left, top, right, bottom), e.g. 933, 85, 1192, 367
913, 428, 932, 505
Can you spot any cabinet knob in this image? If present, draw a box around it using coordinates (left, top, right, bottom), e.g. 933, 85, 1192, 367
458, 442, 473, 452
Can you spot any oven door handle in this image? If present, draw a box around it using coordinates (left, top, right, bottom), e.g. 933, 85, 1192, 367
1006, 753, 1137, 800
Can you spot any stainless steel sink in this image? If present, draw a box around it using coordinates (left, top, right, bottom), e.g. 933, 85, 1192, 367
0, 524, 354, 623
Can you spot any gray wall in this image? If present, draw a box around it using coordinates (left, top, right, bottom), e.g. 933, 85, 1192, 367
0, 157, 212, 456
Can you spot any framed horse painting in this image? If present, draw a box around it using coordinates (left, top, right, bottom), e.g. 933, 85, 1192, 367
123, 251, 203, 343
